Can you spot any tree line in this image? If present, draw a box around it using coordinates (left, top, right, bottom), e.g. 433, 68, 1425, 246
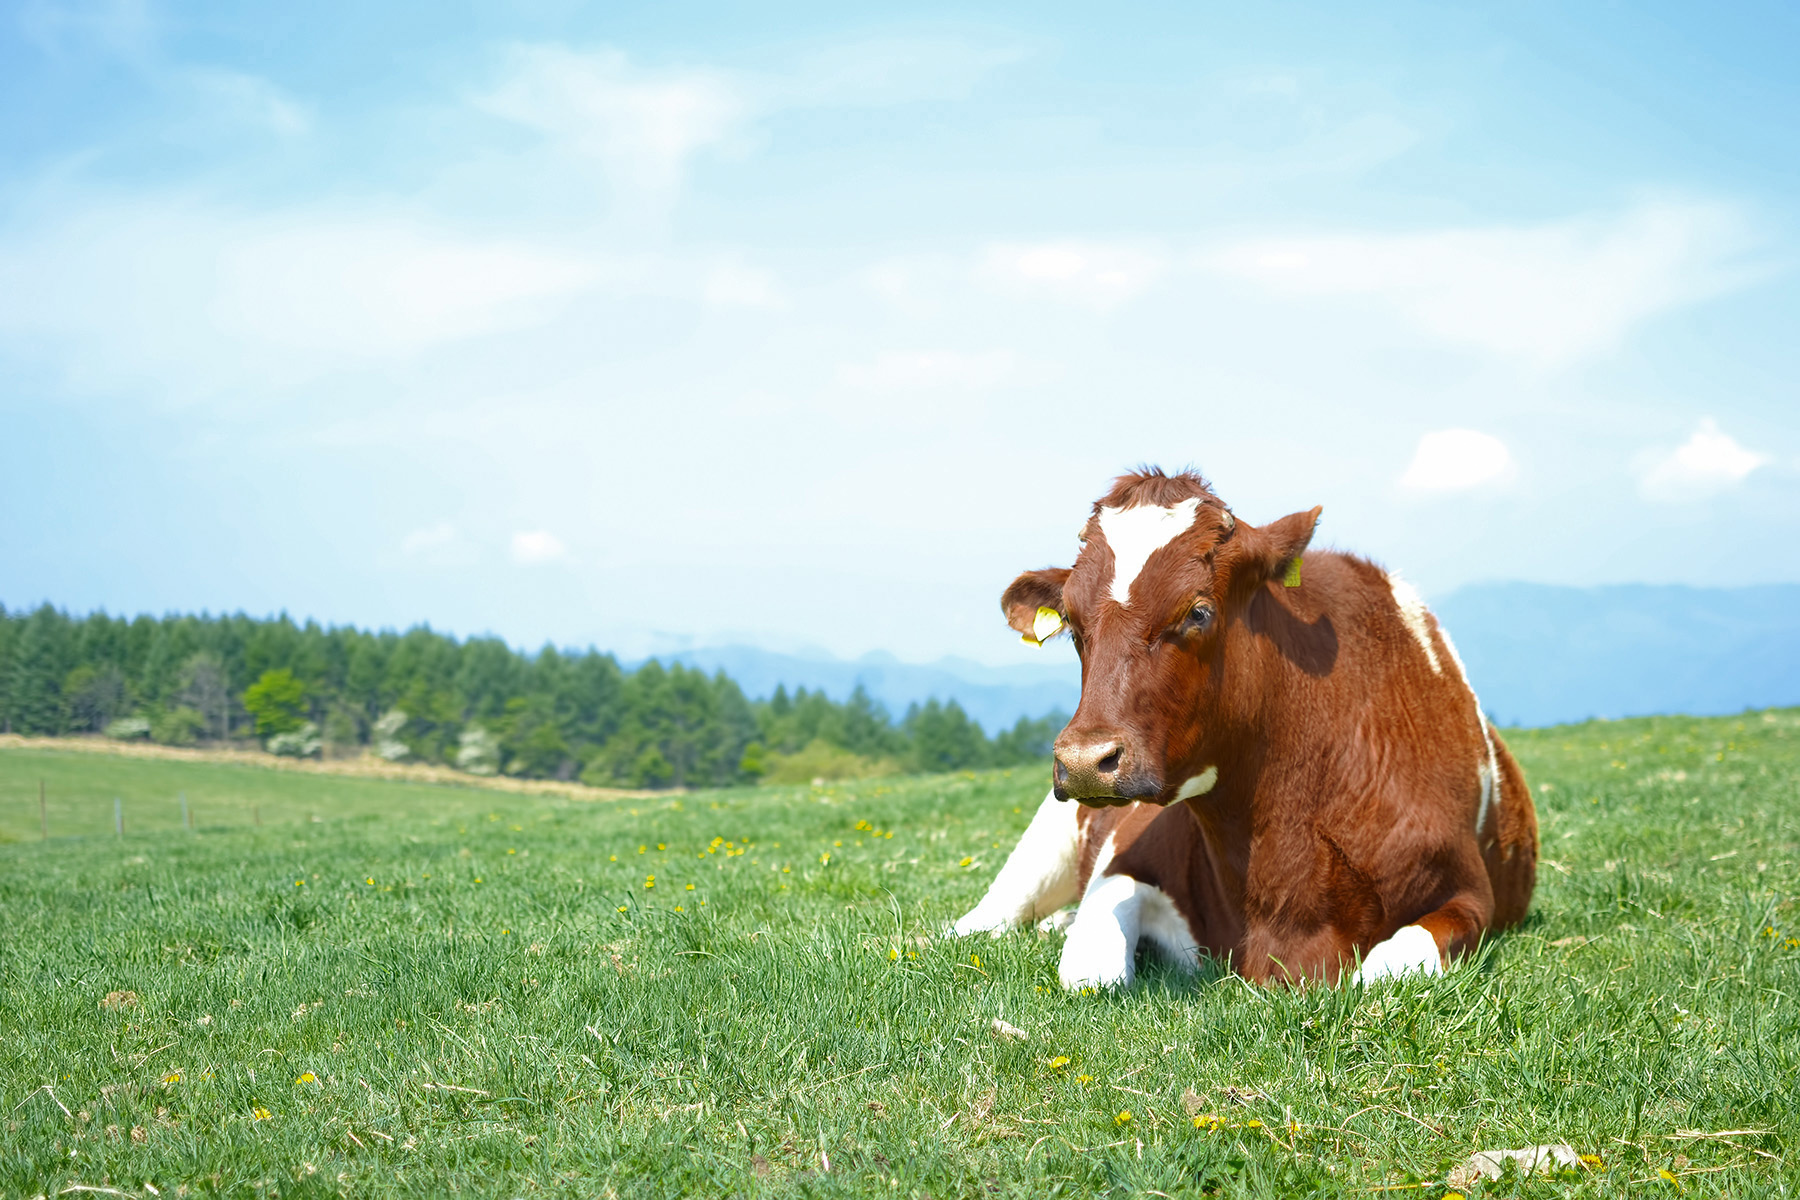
0, 603, 1066, 789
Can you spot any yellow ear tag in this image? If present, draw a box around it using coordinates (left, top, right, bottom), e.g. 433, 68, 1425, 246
1033, 607, 1064, 642
1282, 558, 1302, 588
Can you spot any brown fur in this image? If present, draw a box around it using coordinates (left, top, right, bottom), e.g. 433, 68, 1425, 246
1011, 469, 1537, 983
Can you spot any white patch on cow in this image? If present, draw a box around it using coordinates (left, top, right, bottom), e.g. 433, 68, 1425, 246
1388, 573, 1501, 842
1438, 623, 1501, 842
1056, 834, 1201, 990
1352, 924, 1443, 984
1098, 498, 1202, 606
1388, 574, 1443, 675
1175, 766, 1219, 800
1137, 885, 1201, 970
950, 791, 1082, 937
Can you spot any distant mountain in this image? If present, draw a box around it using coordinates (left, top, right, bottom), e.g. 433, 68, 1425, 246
651, 583, 1800, 733
1435, 582, 1800, 728
652, 646, 1079, 734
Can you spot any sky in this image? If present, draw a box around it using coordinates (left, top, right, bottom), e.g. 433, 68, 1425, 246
2, 0, 1796, 668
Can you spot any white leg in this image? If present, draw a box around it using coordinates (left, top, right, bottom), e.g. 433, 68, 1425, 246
1351, 924, 1444, 985
950, 791, 1081, 937
1058, 837, 1144, 990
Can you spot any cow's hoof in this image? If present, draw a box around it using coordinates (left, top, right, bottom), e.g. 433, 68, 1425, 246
1352, 924, 1445, 985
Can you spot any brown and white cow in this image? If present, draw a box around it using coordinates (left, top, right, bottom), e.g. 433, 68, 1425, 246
951, 468, 1537, 988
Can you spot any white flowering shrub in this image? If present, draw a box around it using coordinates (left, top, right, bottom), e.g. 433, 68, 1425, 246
105, 716, 152, 741
455, 725, 502, 776
372, 709, 410, 762
267, 721, 322, 758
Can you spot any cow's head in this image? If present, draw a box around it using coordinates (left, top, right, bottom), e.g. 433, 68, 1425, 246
1004, 468, 1320, 805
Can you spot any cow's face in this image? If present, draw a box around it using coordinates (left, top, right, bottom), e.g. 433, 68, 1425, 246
1003, 472, 1319, 805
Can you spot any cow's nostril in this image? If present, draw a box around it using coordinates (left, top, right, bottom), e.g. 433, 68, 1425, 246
1097, 747, 1122, 774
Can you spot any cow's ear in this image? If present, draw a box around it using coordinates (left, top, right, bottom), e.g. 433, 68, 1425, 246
1236, 506, 1322, 590
1001, 568, 1071, 642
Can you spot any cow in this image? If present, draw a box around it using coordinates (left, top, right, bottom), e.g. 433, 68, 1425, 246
950, 468, 1537, 988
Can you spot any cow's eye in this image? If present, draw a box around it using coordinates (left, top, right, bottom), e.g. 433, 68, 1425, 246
1186, 602, 1215, 633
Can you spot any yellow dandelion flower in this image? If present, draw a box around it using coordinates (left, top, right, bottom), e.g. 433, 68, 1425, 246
295, 1072, 316, 1084
657, 843, 665, 850
610, 855, 617, 862
294, 880, 304, 886
1193, 1114, 1223, 1131
1116, 1110, 1133, 1124
365, 878, 374, 885
971, 953, 982, 967
507, 849, 516, 855
252, 1106, 272, 1121
616, 905, 628, 913
958, 856, 973, 867
1579, 1154, 1604, 1171
888, 948, 899, 961
474, 878, 482, 883
686, 883, 695, 890
1659, 1168, 1682, 1189
501, 929, 509, 935
1076, 1074, 1093, 1084
674, 905, 684, 912
1444, 1194, 1465, 1200
161, 1071, 181, 1084
1244, 1119, 1264, 1129
1048, 1056, 1070, 1069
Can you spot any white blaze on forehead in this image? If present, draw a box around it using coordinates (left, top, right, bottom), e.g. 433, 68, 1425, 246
1097, 498, 1202, 606
1175, 766, 1218, 801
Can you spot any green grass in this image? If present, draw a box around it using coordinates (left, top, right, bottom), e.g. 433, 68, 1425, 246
1, 711, 1796, 1198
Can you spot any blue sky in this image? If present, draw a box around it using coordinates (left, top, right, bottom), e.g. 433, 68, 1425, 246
2, 0, 1796, 666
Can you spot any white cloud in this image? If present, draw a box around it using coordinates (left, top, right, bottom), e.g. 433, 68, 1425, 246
1399, 429, 1516, 492
186, 69, 311, 136
478, 46, 747, 203
510, 530, 568, 564
0, 198, 598, 391
1205, 201, 1755, 367
401, 522, 457, 555
1638, 419, 1768, 500
838, 349, 1017, 392
702, 259, 784, 309
977, 241, 1166, 309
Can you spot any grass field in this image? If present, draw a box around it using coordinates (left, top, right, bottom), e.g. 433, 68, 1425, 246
1, 711, 1796, 1198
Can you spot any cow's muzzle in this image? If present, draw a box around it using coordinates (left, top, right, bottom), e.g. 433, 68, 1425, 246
1052, 735, 1162, 805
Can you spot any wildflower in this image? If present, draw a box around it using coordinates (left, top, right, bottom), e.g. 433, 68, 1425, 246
365, 878, 374, 885
657, 843, 665, 851
616, 905, 628, 913
645, 876, 655, 889
252, 1107, 272, 1121
820, 852, 831, 865
1244, 1119, 1264, 1129
161, 1071, 181, 1084
507, 849, 516, 855
294, 880, 304, 886
610, 855, 617, 862
889, 948, 899, 961
1048, 1056, 1070, 1069
501, 929, 509, 935
1076, 1074, 1094, 1084
474, 878, 482, 883
1116, 1110, 1133, 1125
971, 954, 982, 968
295, 1073, 316, 1084
1659, 1168, 1682, 1189
1580, 1154, 1604, 1171
958, 856, 973, 867
674, 906, 685, 912
1193, 1114, 1223, 1131
1444, 1194, 1465, 1200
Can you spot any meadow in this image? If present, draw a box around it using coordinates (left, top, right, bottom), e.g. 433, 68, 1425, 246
0, 711, 1795, 1198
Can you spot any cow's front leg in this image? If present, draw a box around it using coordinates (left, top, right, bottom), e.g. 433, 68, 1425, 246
950, 792, 1081, 937
1058, 870, 1145, 990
